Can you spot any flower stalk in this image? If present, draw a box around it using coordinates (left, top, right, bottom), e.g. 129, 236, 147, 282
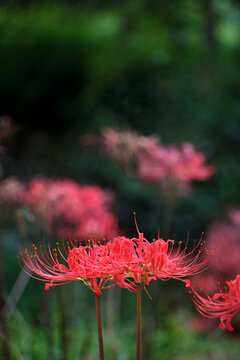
59, 287, 68, 360
136, 283, 142, 360
95, 293, 105, 360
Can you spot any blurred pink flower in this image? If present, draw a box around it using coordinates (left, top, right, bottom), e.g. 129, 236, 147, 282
206, 222, 240, 277
189, 315, 215, 333
98, 128, 214, 196
137, 142, 214, 184
102, 127, 160, 169
229, 208, 240, 225
0, 177, 26, 206
190, 217, 240, 297
191, 273, 219, 296
24, 177, 118, 240
189, 213, 240, 332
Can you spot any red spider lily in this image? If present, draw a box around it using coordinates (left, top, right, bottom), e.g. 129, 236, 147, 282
18, 227, 211, 295
107, 217, 212, 360
137, 142, 214, 184
190, 274, 240, 331
108, 221, 212, 292
99, 128, 214, 186
19, 237, 124, 360
24, 177, 118, 240
19, 238, 132, 296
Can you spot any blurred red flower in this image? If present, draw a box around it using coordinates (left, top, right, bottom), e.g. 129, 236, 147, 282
0, 177, 26, 206
98, 128, 214, 197
24, 177, 118, 240
137, 142, 214, 184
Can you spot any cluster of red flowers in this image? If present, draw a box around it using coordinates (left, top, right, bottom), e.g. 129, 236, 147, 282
24, 177, 118, 240
0, 175, 118, 242
137, 142, 214, 184
101, 128, 214, 193
19, 224, 211, 297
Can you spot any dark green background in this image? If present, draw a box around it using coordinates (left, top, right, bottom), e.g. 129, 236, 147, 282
1, 1, 240, 359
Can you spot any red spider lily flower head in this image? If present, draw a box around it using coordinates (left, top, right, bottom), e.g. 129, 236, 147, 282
190, 274, 240, 331
19, 238, 127, 296
96, 128, 214, 198
108, 216, 212, 292
137, 142, 214, 185
24, 177, 118, 241
173, 143, 215, 182
0, 177, 26, 206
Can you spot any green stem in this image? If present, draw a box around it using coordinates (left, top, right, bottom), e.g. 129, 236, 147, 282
59, 287, 68, 360
0, 216, 11, 360
136, 284, 142, 360
43, 291, 55, 360
95, 293, 105, 360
